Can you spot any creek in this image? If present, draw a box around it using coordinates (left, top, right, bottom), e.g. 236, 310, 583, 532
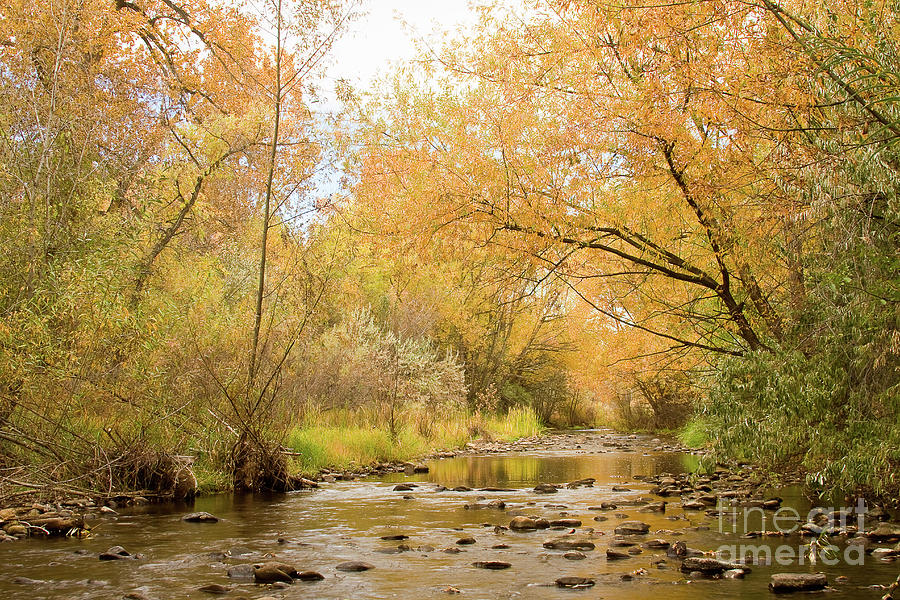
0, 430, 896, 599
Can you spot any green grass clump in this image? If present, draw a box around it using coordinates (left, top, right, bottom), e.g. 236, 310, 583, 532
678, 417, 709, 448
284, 406, 545, 475
482, 406, 544, 441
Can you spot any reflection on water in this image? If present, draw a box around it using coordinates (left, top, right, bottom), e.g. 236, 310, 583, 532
0, 433, 893, 600
387, 451, 701, 489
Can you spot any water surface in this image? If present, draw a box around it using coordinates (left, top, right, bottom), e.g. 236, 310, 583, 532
0, 432, 894, 599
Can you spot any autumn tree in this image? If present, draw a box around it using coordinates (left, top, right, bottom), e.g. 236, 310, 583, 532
0, 0, 354, 498
351, 0, 899, 497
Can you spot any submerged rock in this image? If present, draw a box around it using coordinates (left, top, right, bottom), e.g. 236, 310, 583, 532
296, 571, 325, 581
226, 564, 255, 580
197, 584, 230, 594
566, 478, 595, 489
99, 546, 136, 561
181, 512, 218, 523
335, 561, 375, 572
253, 562, 298, 583
867, 523, 900, 542
556, 576, 595, 588
534, 483, 558, 494
472, 561, 511, 570
543, 538, 595, 551
549, 518, 582, 527
510, 516, 548, 531
614, 521, 650, 535
680, 557, 746, 575
769, 573, 827, 592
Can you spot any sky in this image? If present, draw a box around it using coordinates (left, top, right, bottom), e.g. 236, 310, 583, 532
321, 0, 486, 93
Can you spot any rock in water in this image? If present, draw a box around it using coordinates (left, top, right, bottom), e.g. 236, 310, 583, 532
768, 573, 827, 592
472, 561, 512, 570
509, 516, 538, 531
543, 538, 595, 551
99, 546, 135, 560
198, 584, 230, 594
296, 571, 325, 581
253, 562, 298, 583
534, 483, 558, 494
556, 576, 595, 588
867, 523, 900, 542
336, 561, 375, 572
549, 518, 582, 527
226, 564, 256, 580
182, 512, 219, 523
680, 557, 746, 574
614, 521, 651, 535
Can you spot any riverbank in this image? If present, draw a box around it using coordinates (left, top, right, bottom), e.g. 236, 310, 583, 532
0, 407, 547, 532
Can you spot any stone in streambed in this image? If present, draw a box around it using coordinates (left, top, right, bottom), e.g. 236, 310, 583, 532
566, 478, 595, 489
680, 557, 746, 575
614, 521, 650, 535
335, 561, 375, 572
465, 500, 506, 510
456, 537, 476, 545
2, 523, 25, 536
472, 561, 511, 570
768, 573, 827, 592
638, 502, 666, 513
867, 523, 900, 542
667, 541, 704, 558
253, 562, 298, 583
549, 518, 581, 527
534, 483, 558, 494
198, 584, 230, 594
543, 538, 595, 551
607, 548, 631, 560
99, 546, 137, 561
182, 512, 219, 523
509, 516, 549, 531
226, 564, 256, 580
296, 570, 325, 581
556, 576, 595, 588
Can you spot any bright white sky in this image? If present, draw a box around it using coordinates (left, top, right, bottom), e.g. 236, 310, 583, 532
321, 0, 487, 92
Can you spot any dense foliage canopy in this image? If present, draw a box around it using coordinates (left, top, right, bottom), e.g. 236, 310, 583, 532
0, 0, 897, 502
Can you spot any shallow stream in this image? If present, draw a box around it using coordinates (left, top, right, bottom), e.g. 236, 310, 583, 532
0, 430, 896, 599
